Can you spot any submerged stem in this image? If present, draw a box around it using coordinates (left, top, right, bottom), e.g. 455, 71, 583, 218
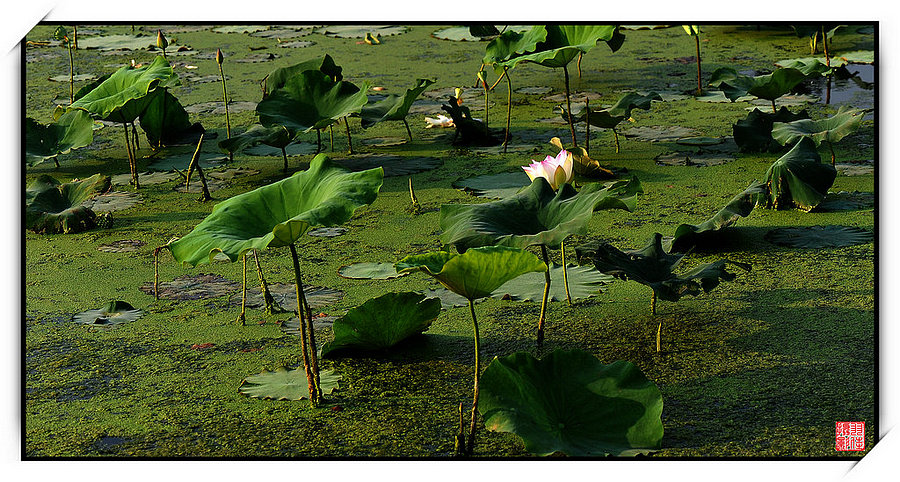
465, 298, 481, 455
289, 243, 319, 407
122, 122, 138, 189
585, 96, 590, 155
537, 245, 552, 346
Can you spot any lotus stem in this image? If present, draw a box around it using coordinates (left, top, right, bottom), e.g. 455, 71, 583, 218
289, 243, 320, 407
454, 402, 466, 456
402, 118, 412, 141
771, 100, 777, 114
281, 146, 288, 173
465, 298, 481, 455
561, 240, 572, 305
480, 69, 489, 135
343, 118, 353, 154
251, 250, 278, 316
504, 68, 511, 153
131, 121, 140, 150
651, 290, 657, 315
185, 134, 211, 202
828, 141, 836, 167
585, 96, 590, 155
53, 156, 60, 169
577, 52, 583, 79
300, 282, 322, 402
217, 51, 233, 162
67, 37, 74, 104
537, 245, 552, 346
488, 69, 506, 91
695, 34, 702, 96
563, 65, 578, 148
236, 253, 247, 326
613, 127, 620, 154
122, 122, 138, 189
315, 129, 322, 153
826, 75, 832, 105
656, 318, 663, 353
822, 25, 831, 68
408, 177, 420, 212
330, 124, 335, 152
73, 26, 77, 49
153, 246, 162, 300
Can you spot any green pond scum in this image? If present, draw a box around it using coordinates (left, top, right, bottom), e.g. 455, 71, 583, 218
23, 23, 875, 459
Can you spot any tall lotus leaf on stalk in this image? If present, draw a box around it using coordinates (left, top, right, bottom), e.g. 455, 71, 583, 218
261, 54, 343, 98
360, 78, 435, 140
256, 70, 369, 156
558, 91, 661, 154
771, 106, 866, 166
25, 110, 94, 168
164, 154, 383, 406
69, 56, 179, 188
792, 24, 842, 55
395, 246, 547, 456
497, 25, 624, 147
708, 66, 808, 113
577, 233, 749, 352
440, 175, 642, 345
54, 26, 76, 104
682, 25, 702, 96
755, 137, 836, 212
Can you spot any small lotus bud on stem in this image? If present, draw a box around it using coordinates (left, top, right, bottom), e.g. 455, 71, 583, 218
157, 30, 168, 58
216, 48, 224, 65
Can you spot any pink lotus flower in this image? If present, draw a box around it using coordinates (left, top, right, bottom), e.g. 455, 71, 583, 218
522, 149, 574, 190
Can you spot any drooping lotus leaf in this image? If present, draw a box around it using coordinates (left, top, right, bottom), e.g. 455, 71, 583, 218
708, 67, 808, 103
668, 181, 766, 252
578, 233, 747, 303
166, 154, 383, 266
440, 176, 641, 252
218, 124, 295, 155
262, 54, 343, 95
395, 246, 547, 301
360, 79, 435, 128
320, 292, 441, 357
25, 110, 94, 166
229, 283, 343, 313
479, 349, 663, 457
72, 301, 143, 328
239, 367, 341, 401
733, 107, 810, 153
561, 92, 662, 129
257, 70, 369, 133
483, 26, 549, 69
69, 56, 178, 123
498, 25, 621, 70
771, 106, 866, 149
492, 264, 613, 302
26, 173, 111, 234
764, 225, 873, 249
138, 89, 203, 146
451, 171, 530, 199
757, 138, 836, 211
775, 57, 847, 77
337, 262, 408, 280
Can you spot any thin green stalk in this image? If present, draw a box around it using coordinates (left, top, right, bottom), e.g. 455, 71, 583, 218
695, 34, 702, 96
330, 124, 335, 152
315, 129, 322, 153
563, 65, 578, 147
289, 243, 320, 407
613, 127, 620, 153
236, 253, 247, 326
465, 298, 481, 455
454, 402, 466, 456
561, 240, 572, 305
651, 290, 657, 315
217, 57, 233, 162
122, 122, 138, 189
828, 141, 836, 167
344, 117, 353, 154
153, 247, 162, 300
402, 118, 413, 141
656, 318, 663, 353
299, 278, 322, 403
67, 38, 74, 104
281, 147, 288, 173
252, 250, 278, 316
504, 68, 511, 153
585, 97, 590, 155
537, 245, 552, 346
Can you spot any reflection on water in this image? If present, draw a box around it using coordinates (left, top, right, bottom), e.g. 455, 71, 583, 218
808, 64, 875, 119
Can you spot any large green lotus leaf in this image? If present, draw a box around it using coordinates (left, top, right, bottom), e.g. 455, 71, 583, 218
451, 171, 530, 199
492, 263, 613, 302
440, 176, 641, 252
26, 173, 111, 234
483, 26, 548, 68
733, 107, 810, 153
72, 301, 143, 328
395, 246, 547, 301
262, 54, 343, 95
69, 56, 178, 123
499, 25, 619, 69
25, 110, 94, 165
775, 57, 846, 77
771, 106, 866, 148
708, 67, 808, 102
479, 349, 663, 457
338, 262, 408, 280
257, 70, 368, 132
562, 92, 661, 129
166, 154, 383, 266
764, 225, 873, 249
360, 79, 435, 128
218, 124, 295, 154
579, 233, 746, 303
239, 367, 341, 401
758, 138, 836, 211
138, 89, 199, 146
320, 292, 441, 357
668, 181, 766, 252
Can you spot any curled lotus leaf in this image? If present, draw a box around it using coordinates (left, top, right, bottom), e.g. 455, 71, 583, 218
262, 54, 343, 96
257, 70, 369, 133
771, 106, 866, 149
483, 26, 549, 68
757, 138, 836, 211
440, 176, 641, 252
25, 110, 94, 166
479, 349, 663, 456
166, 154, 383, 266
360, 79, 435, 128
669, 181, 766, 252
708, 67, 808, 102
733, 107, 810, 153
26, 173, 111, 234
239, 367, 341, 401
69, 56, 179, 123
775, 57, 846, 77
560, 92, 662, 129
395, 246, 547, 301
73, 301, 143, 328
320, 292, 441, 357
498, 25, 621, 70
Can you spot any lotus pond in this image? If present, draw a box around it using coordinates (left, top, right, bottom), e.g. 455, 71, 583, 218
23, 23, 876, 458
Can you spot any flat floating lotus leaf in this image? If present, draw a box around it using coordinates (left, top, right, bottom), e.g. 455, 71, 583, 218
332, 154, 442, 177
440, 177, 642, 251
251, 27, 314, 39
419, 287, 485, 310
669, 181, 766, 252
361, 137, 408, 147
837, 50, 874, 64
49, 73, 97, 83
184, 101, 257, 115
733, 107, 811, 153
479, 349, 663, 457
492, 263, 614, 302
694, 91, 736, 103
758, 138, 836, 211
338, 262, 408, 280
835, 163, 874, 176
212, 26, 269, 34
77, 34, 172, 51
620, 25, 671, 30
239, 367, 340, 401
675, 136, 724, 147
26, 174, 111, 234
764, 226, 873, 249
396, 246, 547, 301
257, 70, 368, 133
280, 316, 341, 336
578, 233, 747, 303
432, 27, 488, 42
73, 301, 143, 328
25, 110, 94, 165
321, 292, 441, 357
174, 178, 227, 193
278, 41, 316, 49
451, 172, 530, 199
542, 91, 603, 103
97, 239, 146, 253
218, 124, 295, 155
815, 191, 874, 212
167, 155, 383, 266
140, 273, 239, 300
148, 152, 228, 171
515, 86, 552, 95
206, 168, 260, 181
82, 191, 142, 212
245, 142, 318, 157
111, 171, 180, 185
746, 94, 818, 110
471, 144, 539, 156
230, 283, 343, 313
307, 227, 348, 237
621, 125, 701, 142
771, 106, 866, 148
360, 79, 435, 129
315, 25, 408, 38
654, 152, 733, 167
236, 53, 278, 63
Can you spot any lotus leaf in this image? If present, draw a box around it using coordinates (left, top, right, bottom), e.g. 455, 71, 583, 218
82, 191, 142, 212
69, 56, 178, 123
97, 239, 146, 253
816, 191, 874, 212
757, 138, 836, 211
733, 107, 810, 153
138, 89, 202, 146
479, 349, 663, 456
837, 50, 874, 64
668, 181, 766, 252
72, 301, 143, 328
775, 57, 847, 77
320, 292, 441, 357
708, 67, 808, 103
307, 227, 347, 237
621, 125, 700, 142
654, 152, 733, 167
111, 171, 180, 186
229, 283, 342, 313
360, 79, 435, 129
76, 34, 171, 51
764, 226, 873, 249
262, 54, 343, 95
395, 246, 547, 301
212, 25, 269, 34
257, 70, 368, 133
433, 27, 491, 42
315, 25, 408, 39
451, 171, 529, 199
166, 154, 383, 266
771, 107, 866, 149
25, 110, 94, 166
139, 273, 239, 300
26, 173, 111, 234
239, 367, 341, 400
483, 26, 549, 69
498, 25, 620, 70
361, 137, 408, 147
338, 262, 408, 280
561, 92, 662, 129
218, 124, 295, 155
440, 176, 641, 252
492, 264, 613, 302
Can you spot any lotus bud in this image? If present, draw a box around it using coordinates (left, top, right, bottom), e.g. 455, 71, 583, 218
454, 87, 463, 106
156, 30, 168, 50
216, 48, 224, 65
